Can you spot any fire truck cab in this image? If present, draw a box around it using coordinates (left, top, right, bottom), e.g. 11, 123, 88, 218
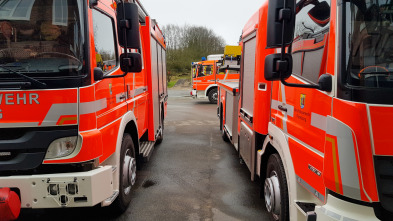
0, 0, 167, 219
219, 0, 393, 220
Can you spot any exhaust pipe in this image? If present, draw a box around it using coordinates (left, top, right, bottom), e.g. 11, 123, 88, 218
0, 188, 21, 221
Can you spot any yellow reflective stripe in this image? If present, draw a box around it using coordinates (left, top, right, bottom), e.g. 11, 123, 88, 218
326, 136, 340, 193
58, 117, 77, 126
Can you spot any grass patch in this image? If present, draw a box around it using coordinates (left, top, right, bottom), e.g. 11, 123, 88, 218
167, 74, 190, 88
167, 81, 176, 88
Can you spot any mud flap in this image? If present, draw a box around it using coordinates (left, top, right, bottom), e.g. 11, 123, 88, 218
0, 188, 21, 221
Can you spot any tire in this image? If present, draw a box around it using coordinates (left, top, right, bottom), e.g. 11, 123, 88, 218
156, 111, 164, 145
112, 133, 136, 213
264, 154, 289, 221
208, 88, 218, 104
221, 126, 229, 142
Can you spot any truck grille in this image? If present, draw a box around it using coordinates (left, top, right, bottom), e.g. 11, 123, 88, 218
0, 128, 27, 140
0, 151, 17, 161
374, 156, 393, 216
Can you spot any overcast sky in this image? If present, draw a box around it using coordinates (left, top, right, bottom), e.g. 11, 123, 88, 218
141, 0, 263, 46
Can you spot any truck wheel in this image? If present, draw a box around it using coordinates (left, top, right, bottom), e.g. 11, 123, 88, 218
221, 125, 229, 142
208, 88, 218, 104
113, 133, 136, 213
264, 154, 289, 221
156, 111, 164, 145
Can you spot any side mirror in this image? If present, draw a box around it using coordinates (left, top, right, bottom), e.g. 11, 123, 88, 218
120, 52, 142, 73
308, 1, 330, 27
264, 53, 293, 81
117, 2, 140, 49
94, 67, 104, 81
266, 0, 296, 48
317, 74, 332, 92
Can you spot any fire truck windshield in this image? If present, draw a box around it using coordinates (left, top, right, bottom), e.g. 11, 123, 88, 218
0, 0, 86, 84
345, 0, 393, 89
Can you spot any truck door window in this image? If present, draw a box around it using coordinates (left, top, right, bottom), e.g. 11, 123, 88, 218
92, 9, 117, 73
292, 0, 331, 84
345, 0, 393, 89
199, 65, 213, 77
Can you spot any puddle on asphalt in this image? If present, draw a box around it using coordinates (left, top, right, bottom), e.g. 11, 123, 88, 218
142, 179, 157, 188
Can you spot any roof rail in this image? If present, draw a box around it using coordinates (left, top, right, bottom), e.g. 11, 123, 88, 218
134, 0, 149, 25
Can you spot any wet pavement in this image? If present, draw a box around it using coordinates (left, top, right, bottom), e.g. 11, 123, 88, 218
18, 89, 268, 221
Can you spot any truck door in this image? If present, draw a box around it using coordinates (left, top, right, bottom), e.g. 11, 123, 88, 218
239, 33, 257, 177
272, 0, 332, 201
197, 63, 214, 92
151, 37, 165, 136
92, 7, 127, 161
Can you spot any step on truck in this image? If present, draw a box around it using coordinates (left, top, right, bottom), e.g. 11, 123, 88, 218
219, 0, 393, 220
191, 46, 241, 104
0, 0, 167, 219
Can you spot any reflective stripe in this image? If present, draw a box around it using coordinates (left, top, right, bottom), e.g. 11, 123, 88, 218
326, 136, 341, 193
0, 122, 39, 128
193, 80, 201, 82
311, 113, 327, 131
41, 103, 78, 127
326, 116, 361, 200
79, 98, 107, 115
41, 99, 107, 127
130, 86, 147, 97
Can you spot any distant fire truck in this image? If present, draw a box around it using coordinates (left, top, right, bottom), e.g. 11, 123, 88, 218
191, 46, 241, 103
219, 0, 393, 220
0, 0, 167, 220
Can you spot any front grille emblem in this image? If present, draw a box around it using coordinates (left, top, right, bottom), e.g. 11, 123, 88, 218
0, 152, 11, 156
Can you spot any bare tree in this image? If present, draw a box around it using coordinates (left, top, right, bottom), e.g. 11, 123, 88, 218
162, 24, 225, 75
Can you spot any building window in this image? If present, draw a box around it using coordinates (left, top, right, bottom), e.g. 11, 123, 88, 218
52, 0, 68, 26
0, 0, 35, 21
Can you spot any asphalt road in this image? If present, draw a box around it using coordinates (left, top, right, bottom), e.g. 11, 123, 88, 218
18, 89, 268, 221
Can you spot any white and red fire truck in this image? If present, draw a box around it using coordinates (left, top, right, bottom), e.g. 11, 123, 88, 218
0, 0, 167, 219
219, 0, 393, 220
191, 46, 241, 104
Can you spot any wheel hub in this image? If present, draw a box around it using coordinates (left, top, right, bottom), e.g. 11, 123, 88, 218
213, 92, 218, 101
264, 173, 281, 216
122, 150, 136, 195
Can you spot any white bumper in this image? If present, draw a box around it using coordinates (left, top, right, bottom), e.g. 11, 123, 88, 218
315, 194, 379, 221
0, 166, 113, 208
191, 89, 197, 97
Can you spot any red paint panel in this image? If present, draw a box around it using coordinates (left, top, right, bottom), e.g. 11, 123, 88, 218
253, 4, 274, 136
99, 119, 121, 163
332, 99, 378, 201
289, 137, 325, 200
285, 77, 331, 153
369, 106, 393, 156
79, 86, 97, 131
0, 89, 77, 126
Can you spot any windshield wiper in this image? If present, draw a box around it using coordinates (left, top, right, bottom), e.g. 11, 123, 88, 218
0, 65, 47, 89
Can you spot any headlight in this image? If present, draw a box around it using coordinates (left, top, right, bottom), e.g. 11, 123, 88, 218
45, 136, 78, 160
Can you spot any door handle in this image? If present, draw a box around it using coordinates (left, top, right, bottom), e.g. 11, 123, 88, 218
278, 105, 287, 112
120, 94, 126, 100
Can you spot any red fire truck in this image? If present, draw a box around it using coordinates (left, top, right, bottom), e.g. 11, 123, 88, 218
0, 0, 167, 219
191, 46, 241, 104
219, 0, 393, 220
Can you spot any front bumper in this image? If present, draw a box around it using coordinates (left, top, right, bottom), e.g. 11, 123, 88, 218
315, 194, 379, 221
0, 166, 113, 208
191, 89, 197, 98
